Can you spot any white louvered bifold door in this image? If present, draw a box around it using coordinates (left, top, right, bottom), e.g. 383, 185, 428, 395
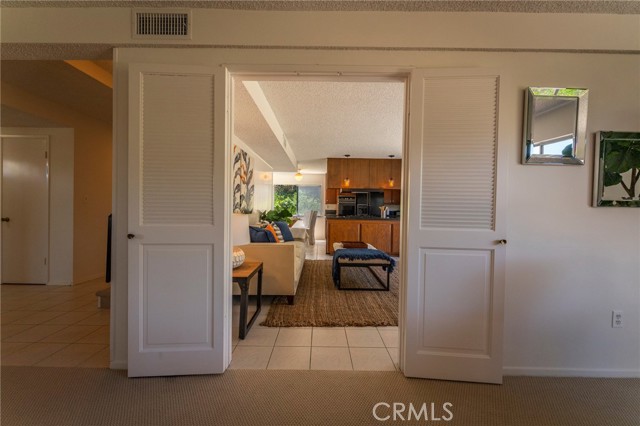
403, 69, 507, 383
128, 64, 228, 377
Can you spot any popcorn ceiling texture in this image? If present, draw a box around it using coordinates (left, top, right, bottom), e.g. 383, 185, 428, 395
2, 1, 639, 14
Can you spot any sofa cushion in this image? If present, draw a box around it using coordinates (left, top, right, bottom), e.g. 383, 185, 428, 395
292, 241, 306, 283
249, 226, 275, 243
271, 222, 285, 243
274, 221, 295, 242
264, 224, 280, 243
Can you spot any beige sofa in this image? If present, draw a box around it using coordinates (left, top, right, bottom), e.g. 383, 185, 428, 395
233, 240, 306, 304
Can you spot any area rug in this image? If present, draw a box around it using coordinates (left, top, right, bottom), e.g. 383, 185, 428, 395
261, 259, 399, 327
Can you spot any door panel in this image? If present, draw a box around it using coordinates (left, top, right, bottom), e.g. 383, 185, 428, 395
128, 64, 227, 377
403, 69, 505, 383
1, 136, 49, 284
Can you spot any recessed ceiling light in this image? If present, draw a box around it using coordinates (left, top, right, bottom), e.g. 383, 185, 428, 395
344, 154, 351, 158
388, 155, 395, 158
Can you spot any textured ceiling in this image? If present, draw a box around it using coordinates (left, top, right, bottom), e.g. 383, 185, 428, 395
1, 60, 112, 123
256, 80, 405, 169
2, 1, 637, 14
233, 79, 405, 172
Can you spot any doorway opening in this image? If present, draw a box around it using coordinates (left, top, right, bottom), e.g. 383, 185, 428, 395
0, 60, 113, 368
229, 73, 407, 371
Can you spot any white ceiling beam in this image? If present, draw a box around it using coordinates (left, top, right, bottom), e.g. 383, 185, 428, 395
242, 80, 298, 170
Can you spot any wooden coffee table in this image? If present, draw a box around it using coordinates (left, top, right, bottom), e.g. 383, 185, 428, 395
232, 261, 263, 339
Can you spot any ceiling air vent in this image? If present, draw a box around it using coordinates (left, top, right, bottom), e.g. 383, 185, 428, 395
133, 10, 191, 39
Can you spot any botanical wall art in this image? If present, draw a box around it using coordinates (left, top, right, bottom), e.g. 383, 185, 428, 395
233, 145, 254, 213
593, 131, 640, 207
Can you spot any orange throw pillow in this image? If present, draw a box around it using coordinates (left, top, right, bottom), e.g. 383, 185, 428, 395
264, 224, 280, 243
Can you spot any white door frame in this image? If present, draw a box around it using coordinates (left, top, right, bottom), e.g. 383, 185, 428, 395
226, 66, 412, 370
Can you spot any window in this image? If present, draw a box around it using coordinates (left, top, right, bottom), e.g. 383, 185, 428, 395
274, 185, 322, 215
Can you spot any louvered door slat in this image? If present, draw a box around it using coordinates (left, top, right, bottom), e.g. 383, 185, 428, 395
141, 73, 214, 225
420, 77, 498, 230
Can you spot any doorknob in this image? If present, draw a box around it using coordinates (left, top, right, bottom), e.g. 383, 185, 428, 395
127, 233, 135, 239
497, 239, 507, 245
1, 217, 9, 223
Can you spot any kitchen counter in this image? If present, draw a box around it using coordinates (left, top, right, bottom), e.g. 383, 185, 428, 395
326, 216, 401, 255
325, 215, 399, 221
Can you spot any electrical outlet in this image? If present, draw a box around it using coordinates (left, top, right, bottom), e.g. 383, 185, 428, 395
612, 310, 624, 328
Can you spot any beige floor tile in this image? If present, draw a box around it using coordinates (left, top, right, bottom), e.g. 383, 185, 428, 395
12, 310, 67, 325
76, 310, 110, 326
312, 328, 348, 347
36, 343, 107, 367
1, 341, 31, 357
78, 347, 110, 368
43, 310, 97, 325
345, 327, 385, 348
267, 346, 310, 370
40, 325, 101, 343
350, 348, 396, 371
21, 299, 67, 311
74, 302, 102, 312
378, 328, 399, 348
1, 342, 67, 366
3, 324, 67, 342
236, 328, 279, 347
229, 346, 272, 369
275, 328, 312, 347
387, 347, 399, 369
311, 347, 353, 371
77, 326, 110, 344
2, 323, 37, 339
1, 310, 40, 324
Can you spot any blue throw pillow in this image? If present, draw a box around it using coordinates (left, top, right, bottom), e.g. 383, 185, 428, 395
274, 221, 295, 242
249, 226, 271, 243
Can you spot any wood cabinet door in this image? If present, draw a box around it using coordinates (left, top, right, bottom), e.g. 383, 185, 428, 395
326, 158, 344, 188
361, 222, 392, 254
327, 220, 361, 254
325, 188, 338, 204
391, 221, 400, 256
369, 159, 391, 188
347, 159, 370, 188
390, 159, 402, 189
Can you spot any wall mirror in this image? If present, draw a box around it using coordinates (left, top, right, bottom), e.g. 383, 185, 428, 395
523, 87, 589, 165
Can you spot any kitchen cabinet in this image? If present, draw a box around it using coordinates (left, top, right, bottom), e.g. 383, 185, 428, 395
369, 159, 391, 188
391, 221, 400, 256
384, 189, 401, 204
361, 222, 392, 254
346, 159, 370, 189
326, 218, 400, 255
326, 157, 400, 190
326, 220, 360, 254
325, 188, 338, 204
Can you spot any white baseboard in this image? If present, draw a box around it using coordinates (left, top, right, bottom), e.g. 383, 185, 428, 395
74, 273, 106, 285
504, 366, 640, 378
110, 359, 127, 370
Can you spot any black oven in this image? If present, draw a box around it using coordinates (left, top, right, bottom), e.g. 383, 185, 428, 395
338, 194, 356, 216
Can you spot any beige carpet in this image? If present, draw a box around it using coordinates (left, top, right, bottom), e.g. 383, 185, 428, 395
2, 367, 639, 426
261, 260, 398, 327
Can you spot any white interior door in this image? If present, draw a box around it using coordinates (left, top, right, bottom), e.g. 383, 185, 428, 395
403, 69, 506, 383
127, 64, 229, 377
1, 136, 49, 284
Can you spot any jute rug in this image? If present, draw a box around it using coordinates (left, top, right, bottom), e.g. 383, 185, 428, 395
261, 259, 398, 327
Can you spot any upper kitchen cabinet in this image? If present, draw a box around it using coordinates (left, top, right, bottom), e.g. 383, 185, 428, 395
326, 157, 400, 189
390, 159, 402, 189
369, 159, 391, 188
346, 159, 370, 188
326, 158, 346, 188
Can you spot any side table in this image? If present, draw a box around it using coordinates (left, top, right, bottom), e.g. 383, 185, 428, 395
232, 261, 263, 339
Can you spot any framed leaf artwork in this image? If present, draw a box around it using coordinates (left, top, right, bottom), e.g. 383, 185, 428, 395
593, 131, 640, 207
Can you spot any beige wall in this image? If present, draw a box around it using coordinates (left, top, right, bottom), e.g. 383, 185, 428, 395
112, 46, 640, 376
1, 83, 112, 284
